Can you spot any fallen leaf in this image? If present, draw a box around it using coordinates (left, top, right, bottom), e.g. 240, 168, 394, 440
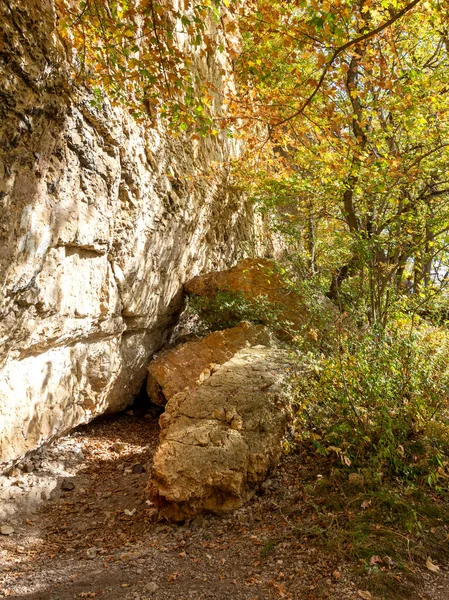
426, 557, 440, 573
358, 591, 373, 600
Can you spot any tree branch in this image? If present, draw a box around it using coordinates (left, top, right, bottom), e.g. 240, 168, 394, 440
274, 0, 422, 126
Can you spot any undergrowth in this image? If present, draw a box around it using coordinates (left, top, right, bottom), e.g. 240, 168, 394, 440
291, 449, 449, 599
289, 322, 449, 598
186, 260, 449, 597
187, 289, 287, 334
292, 324, 449, 487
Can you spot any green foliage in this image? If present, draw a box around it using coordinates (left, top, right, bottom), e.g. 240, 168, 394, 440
293, 323, 449, 487
187, 289, 287, 334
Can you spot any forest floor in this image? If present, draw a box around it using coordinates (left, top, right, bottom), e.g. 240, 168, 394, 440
0, 412, 448, 600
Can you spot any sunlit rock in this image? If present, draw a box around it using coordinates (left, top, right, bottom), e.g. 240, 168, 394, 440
185, 257, 341, 344
149, 346, 292, 521
147, 322, 273, 406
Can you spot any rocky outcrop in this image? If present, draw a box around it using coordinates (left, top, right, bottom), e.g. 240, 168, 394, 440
0, 1, 275, 471
149, 346, 292, 521
185, 258, 340, 344
147, 322, 273, 406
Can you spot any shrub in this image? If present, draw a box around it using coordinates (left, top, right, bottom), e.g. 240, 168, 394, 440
293, 322, 449, 489
186, 289, 289, 334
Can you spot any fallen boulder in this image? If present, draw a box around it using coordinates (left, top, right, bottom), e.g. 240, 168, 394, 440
149, 345, 292, 521
147, 321, 272, 406
185, 258, 340, 346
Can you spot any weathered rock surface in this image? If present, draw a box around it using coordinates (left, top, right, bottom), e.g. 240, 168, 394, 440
147, 321, 272, 406
0, 1, 276, 470
149, 346, 292, 521
185, 258, 340, 344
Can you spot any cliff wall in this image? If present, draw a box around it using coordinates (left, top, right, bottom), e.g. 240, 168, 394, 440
0, 0, 271, 470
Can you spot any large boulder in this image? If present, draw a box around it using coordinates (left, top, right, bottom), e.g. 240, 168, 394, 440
185, 258, 340, 345
149, 346, 292, 521
147, 321, 272, 406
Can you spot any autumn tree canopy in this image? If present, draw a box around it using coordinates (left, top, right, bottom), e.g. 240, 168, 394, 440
57, 0, 449, 325
232, 0, 449, 324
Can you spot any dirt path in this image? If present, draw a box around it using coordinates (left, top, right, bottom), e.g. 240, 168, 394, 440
0, 413, 447, 600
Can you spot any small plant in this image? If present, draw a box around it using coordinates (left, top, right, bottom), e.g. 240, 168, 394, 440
186, 289, 291, 335
290, 457, 449, 599
185, 259, 341, 351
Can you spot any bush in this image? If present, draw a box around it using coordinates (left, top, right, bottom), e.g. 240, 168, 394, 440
186, 289, 289, 334
293, 323, 449, 489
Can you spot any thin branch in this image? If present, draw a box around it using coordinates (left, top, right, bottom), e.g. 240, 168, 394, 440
274, 0, 422, 127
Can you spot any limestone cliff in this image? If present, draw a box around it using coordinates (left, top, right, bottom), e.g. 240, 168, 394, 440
0, 0, 271, 470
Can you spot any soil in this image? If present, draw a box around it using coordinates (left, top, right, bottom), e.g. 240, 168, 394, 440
0, 412, 447, 600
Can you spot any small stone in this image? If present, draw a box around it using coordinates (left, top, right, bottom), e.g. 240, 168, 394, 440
132, 464, 145, 474
1, 525, 14, 536
22, 461, 34, 473
191, 515, 204, 527
61, 479, 75, 491
86, 547, 97, 559
120, 552, 132, 561
230, 414, 243, 430
145, 582, 159, 593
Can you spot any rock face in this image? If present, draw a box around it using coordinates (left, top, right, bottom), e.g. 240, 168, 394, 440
149, 346, 292, 521
147, 322, 272, 406
0, 1, 274, 470
185, 258, 339, 343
